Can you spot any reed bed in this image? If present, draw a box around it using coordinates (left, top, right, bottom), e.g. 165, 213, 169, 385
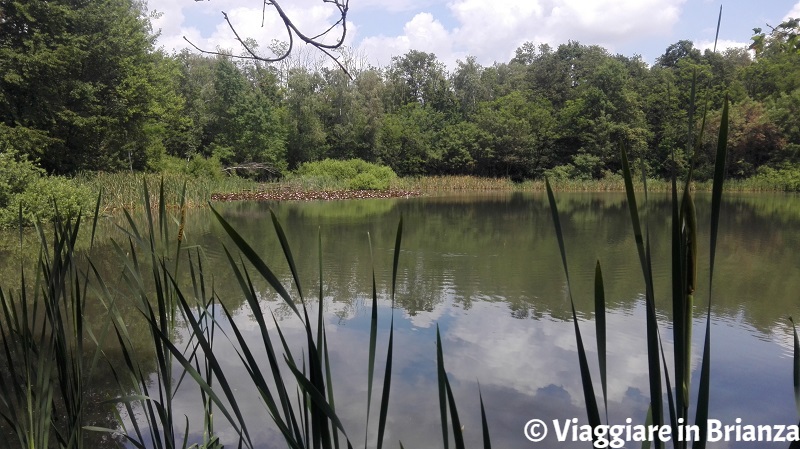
73, 172, 258, 213
394, 175, 678, 193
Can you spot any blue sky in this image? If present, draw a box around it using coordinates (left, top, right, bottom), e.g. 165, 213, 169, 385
148, 0, 800, 69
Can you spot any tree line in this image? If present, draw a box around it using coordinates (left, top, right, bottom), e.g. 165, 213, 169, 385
1, 0, 799, 182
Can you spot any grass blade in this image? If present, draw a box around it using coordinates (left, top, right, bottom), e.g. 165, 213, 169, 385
694, 94, 728, 449
437, 325, 450, 449
620, 148, 664, 443
436, 326, 465, 449
595, 261, 608, 423
791, 317, 800, 417
210, 204, 302, 319
365, 233, 378, 448
271, 209, 305, 301
479, 384, 491, 449
545, 178, 602, 431
376, 319, 393, 449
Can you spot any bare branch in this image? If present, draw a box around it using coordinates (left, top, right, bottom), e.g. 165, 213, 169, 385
184, 0, 351, 78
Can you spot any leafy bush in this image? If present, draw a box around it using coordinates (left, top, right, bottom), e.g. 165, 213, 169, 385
293, 158, 397, 190
0, 176, 94, 228
153, 154, 224, 180
0, 149, 94, 227
744, 165, 800, 191
0, 149, 44, 208
186, 154, 224, 179
544, 164, 573, 181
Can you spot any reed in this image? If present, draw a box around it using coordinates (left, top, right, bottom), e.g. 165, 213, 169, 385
74, 172, 257, 213
394, 175, 677, 193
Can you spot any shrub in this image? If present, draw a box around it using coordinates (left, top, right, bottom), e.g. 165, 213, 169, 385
544, 164, 574, 181
154, 154, 224, 180
745, 165, 800, 191
0, 176, 94, 228
186, 154, 224, 180
293, 158, 397, 190
0, 149, 44, 208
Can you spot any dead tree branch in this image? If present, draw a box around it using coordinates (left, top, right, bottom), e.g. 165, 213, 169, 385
184, 0, 351, 77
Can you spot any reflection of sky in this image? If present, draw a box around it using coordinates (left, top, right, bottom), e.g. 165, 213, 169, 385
126, 290, 797, 449
109, 192, 800, 448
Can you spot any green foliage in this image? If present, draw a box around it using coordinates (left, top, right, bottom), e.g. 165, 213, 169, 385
293, 158, 397, 190
699, 99, 786, 179
473, 92, 557, 179
209, 57, 288, 172
739, 165, 800, 191
0, 149, 44, 208
0, 0, 176, 173
285, 68, 329, 168
0, 176, 93, 227
0, 149, 92, 227
386, 50, 455, 113
154, 154, 225, 180
428, 122, 483, 175
750, 18, 800, 56
376, 104, 445, 176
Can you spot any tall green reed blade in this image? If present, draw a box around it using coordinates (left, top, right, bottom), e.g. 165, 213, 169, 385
0, 284, 54, 449
284, 363, 355, 449
693, 93, 728, 449
479, 384, 492, 449
209, 204, 302, 319
545, 178, 602, 431
620, 147, 664, 446
214, 298, 303, 448
657, 331, 678, 444
680, 191, 696, 413
271, 210, 305, 302
365, 233, 379, 449
318, 231, 340, 449
268, 213, 335, 449
218, 250, 304, 447
595, 261, 608, 423
671, 171, 687, 430
213, 210, 365, 449
376, 218, 402, 449
436, 325, 465, 449
151, 273, 255, 449
790, 317, 800, 417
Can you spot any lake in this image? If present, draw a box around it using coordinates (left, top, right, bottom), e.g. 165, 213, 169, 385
2, 191, 799, 448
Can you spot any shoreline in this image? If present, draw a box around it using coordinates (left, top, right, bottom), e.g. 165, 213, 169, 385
211, 187, 424, 202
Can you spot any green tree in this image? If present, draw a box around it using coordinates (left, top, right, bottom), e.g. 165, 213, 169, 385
208, 57, 287, 174
700, 100, 786, 178
285, 67, 328, 168
473, 92, 557, 178
428, 121, 485, 175
451, 56, 490, 118
0, 0, 173, 173
385, 50, 455, 114
376, 104, 444, 176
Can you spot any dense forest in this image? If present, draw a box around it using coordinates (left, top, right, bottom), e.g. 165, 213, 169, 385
2, 0, 800, 183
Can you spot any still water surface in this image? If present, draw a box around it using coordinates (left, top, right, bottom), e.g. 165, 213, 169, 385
145, 191, 799, 448
7, 191, 799, 448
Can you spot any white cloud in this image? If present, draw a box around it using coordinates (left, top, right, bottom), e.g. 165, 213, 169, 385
784, 1, 800, 20
358, 12, 456, 67
695, 38, 749, 54
151, 0, 693, 69
354, 0, 687, 69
